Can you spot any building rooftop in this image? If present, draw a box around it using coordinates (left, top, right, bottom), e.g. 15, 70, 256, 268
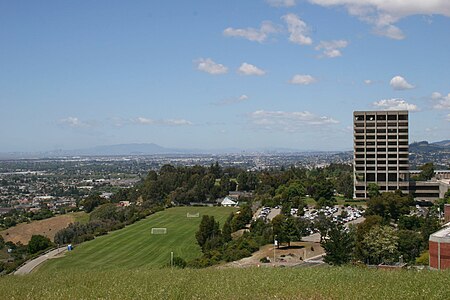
430, 223, 450, 241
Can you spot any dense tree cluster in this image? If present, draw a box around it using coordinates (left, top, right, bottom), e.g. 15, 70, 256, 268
0, 234, 55, 274
365, 190, 414, 221
0, 208, 55, 230
28, 235, 53, 254
136, 163, 237, 206
189, 207, 267, 268
272, 214, 309, 247
323, 187, 442, 266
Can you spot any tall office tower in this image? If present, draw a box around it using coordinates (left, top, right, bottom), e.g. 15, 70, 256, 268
353, 110, 409, 199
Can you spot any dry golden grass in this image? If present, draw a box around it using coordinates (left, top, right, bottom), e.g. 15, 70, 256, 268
0, 212, 87, 244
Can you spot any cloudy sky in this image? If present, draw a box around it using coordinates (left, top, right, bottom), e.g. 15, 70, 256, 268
0, 1, 449, 152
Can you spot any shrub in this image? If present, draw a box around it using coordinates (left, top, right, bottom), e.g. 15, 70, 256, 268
260, 257, 270, 263
172, 257, 187, 269
416, 251, 429, 266
28, 235, 53, 254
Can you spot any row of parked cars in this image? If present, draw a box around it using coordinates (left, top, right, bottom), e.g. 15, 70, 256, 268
302, 205, 364, 225
257, 206, 272, 220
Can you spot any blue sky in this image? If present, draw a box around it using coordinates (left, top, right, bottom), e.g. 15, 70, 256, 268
0, 0, 449, 152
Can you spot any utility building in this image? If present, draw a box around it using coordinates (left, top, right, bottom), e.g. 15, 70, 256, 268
353, 110, 410, 199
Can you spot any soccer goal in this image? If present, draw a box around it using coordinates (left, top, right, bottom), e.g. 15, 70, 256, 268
187, 212, 200, 218
151, 227, 167, 234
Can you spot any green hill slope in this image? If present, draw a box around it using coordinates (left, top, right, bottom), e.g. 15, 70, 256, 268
40, 207, 236, 272
2, 267, 449, 299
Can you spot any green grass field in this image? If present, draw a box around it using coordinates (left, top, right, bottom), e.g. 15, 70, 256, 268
2, 266, 449, 299
39, 207, 236, 272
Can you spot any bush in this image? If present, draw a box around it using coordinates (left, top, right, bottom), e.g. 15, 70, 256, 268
416, 251, 429, 266
28, 235, 53, 254
172, 257, 187, 269
260, 257, 270, 263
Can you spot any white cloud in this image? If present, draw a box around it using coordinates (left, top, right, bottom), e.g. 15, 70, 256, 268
364, 79, 373, 84
289, 74, 317, 85
195, 58, 228, 75
237, 63, 266, 76
307, 0, 450, 39
249, 110, 339, 132
58, 117, 92, 128
282, 13, 313, 45
390, 75, 415, 90
315, 40, 348, 58
215, 94, 250, 106
431, 92, 450, 110
431, 92, 442, 100
135, 117, 193, 126
223, 21, 279, 43
266, 0, 296, 7
372, 98, 419, 111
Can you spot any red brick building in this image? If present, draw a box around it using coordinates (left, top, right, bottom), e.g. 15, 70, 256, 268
429, 226, 450, 270
444, 204, 450, 223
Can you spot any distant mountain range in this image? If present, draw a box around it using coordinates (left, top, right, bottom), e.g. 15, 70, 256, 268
0, 143, 347, 159
409, 140, 450, 153
1, 140, 449, 159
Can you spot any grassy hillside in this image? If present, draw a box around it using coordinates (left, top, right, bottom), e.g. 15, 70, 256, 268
2, 266, 449, 299
0, 212, 88, 244
39, 207, 236, 272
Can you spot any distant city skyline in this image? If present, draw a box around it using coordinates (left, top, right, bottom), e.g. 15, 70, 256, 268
0, 1, 449, 152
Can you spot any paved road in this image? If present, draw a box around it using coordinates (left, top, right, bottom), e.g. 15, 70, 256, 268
14, 247, 67, 275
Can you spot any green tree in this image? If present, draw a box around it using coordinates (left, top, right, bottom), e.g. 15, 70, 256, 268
397, 230, 424, 263
335, 172, 353, 199
311, 177, 334, 201
222, 213, 234, 242
421, 210, 440, 245
314, 213, 334, 243
28, 235, 53, 254
367, 183, 380, 198
359, 225, 399, 265
81, 194, 108, 213
398, 215, 423, 231
272, 214, 288, 247
284, 216, 301, 247
89, 203, 119, 221
195, 215, 221, 251
272, 215, 305, 247
366, 190, 413, 221
231, 205, 252, 232
419, 162, 435, 180
321, 223, 354, 265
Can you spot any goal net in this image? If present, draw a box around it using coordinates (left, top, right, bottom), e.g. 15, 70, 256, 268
151, 228, 167, 234
187, 212, 200, 218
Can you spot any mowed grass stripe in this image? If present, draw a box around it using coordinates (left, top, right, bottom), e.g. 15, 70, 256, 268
39, 207, 235, 272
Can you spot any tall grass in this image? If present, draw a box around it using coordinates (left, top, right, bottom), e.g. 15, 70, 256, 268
1, 267, 448, 299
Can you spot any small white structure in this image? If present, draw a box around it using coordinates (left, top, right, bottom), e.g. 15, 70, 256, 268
221, 196, 238, 207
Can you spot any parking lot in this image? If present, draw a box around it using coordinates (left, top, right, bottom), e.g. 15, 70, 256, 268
254, 204, 366, 243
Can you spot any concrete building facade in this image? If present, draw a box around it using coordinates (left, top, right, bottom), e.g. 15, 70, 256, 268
353, 110, 409, 199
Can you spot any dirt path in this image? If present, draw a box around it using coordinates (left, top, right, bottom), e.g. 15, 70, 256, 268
14, 247, 67, 275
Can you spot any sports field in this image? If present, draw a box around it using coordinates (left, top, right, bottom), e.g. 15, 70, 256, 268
39, 206, 236, 272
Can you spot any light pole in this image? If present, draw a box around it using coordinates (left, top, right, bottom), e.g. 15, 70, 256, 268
273, 234, 277, 266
